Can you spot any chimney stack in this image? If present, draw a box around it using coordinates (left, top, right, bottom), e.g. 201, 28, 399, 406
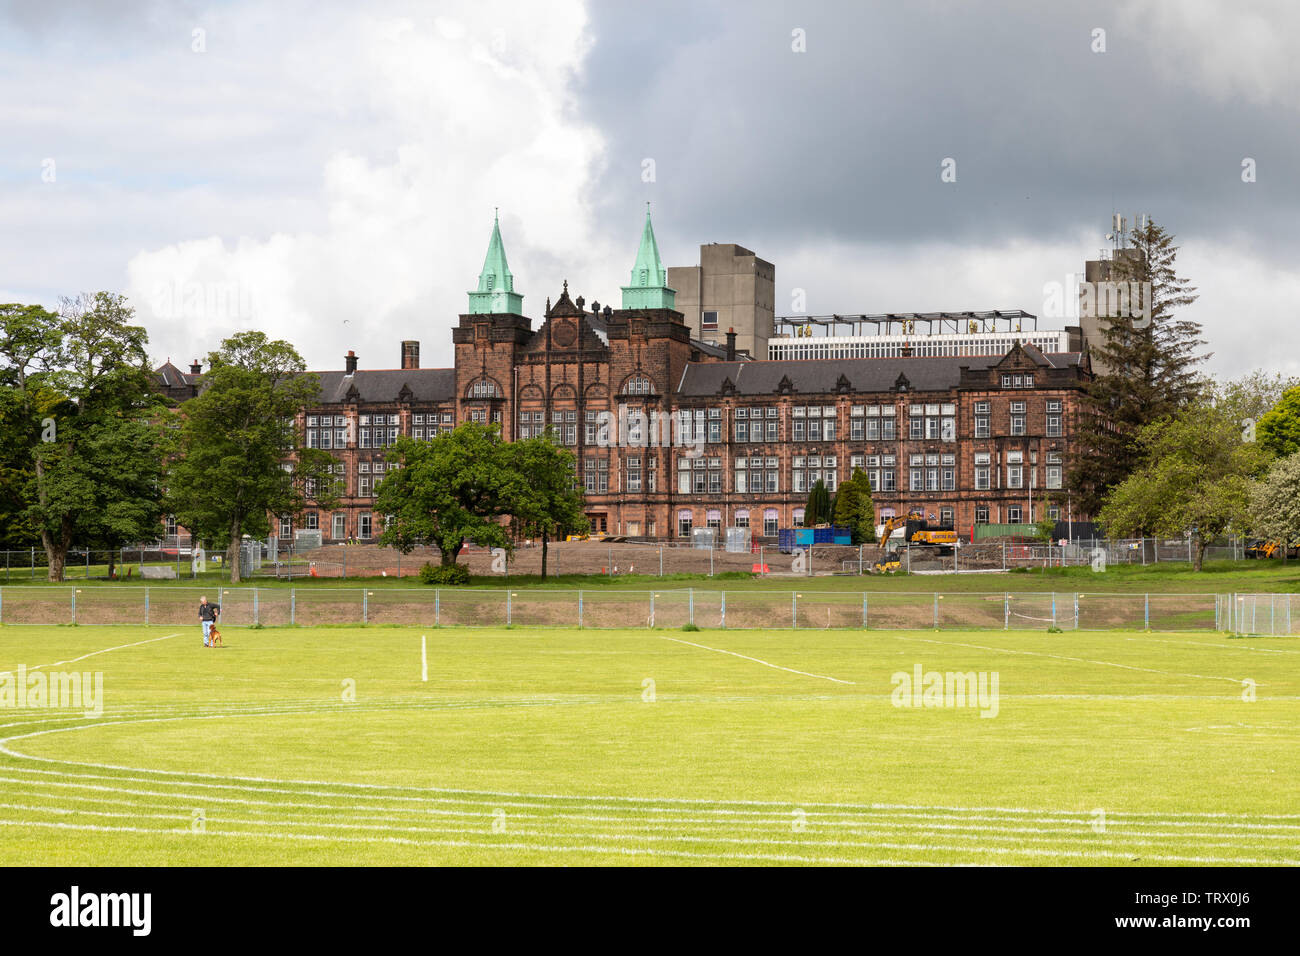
725, 327, 736, 361
401, 340, 420, 370
189, 359, 202, 375
345, 350, 358, 374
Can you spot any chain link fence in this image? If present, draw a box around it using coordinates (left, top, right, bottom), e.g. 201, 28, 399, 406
0, 585, 1279, 632
0, 533, 1274, 583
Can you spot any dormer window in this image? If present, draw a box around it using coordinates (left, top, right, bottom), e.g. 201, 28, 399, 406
623, 375, 652, 395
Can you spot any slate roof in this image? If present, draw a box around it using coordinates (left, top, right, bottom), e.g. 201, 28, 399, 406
676, 352, 1084, 397
153, 361, 200, 389
311, 368, 457, 404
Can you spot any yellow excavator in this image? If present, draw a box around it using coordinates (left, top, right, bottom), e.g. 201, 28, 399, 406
1246, 539, 1299, 559
871, 510, 920, 573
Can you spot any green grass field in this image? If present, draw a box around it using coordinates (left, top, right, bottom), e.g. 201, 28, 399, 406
0, 623, 1296, 866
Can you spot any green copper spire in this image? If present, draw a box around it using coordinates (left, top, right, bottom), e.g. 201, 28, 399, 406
620, 206, 676, 310
468, 210, 524, 314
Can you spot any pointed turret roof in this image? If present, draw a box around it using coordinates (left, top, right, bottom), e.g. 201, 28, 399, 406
468, 210, 524, 314
620, 206, 676, 310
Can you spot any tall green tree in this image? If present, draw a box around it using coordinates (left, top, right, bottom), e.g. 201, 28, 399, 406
805, 479, 832, 526
1255, 384, 1300, 459
0, 303, 61, 550
1249, 453, 1300, 549
3, 294, 169, 580
376, 422, 516, 567
832, 469, 876, 543
1098, 402, 1268, 570
1070, 220, 1208, 515
167, 331, 337, 583
507, 434, 588, 579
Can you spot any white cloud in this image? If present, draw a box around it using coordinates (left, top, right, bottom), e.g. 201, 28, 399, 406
1121, 0, 1300, 111
122, 1, 618, 372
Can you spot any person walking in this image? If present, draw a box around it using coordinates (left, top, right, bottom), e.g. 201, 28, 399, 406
199, 595, 220, 647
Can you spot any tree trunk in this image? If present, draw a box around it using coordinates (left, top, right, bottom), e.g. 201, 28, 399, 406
443, 540, 462, 567
227, 516, 243, 584
107, 549, 117, 579
43, 517, 72, 582
541, 530, 549, 580
1193, 535, 1206, 572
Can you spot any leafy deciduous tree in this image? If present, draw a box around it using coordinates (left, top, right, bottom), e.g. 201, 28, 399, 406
167, 331, 337, 583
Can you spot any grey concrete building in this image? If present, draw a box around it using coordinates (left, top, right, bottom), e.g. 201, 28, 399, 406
668, 243, 775, 360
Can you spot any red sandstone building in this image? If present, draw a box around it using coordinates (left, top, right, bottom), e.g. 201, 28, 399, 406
268, 211, 1094, 545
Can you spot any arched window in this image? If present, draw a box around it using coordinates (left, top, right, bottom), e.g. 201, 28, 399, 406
468, 379, 501, 399
622, 375, 652, 396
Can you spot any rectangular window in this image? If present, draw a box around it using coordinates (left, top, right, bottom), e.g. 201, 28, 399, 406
764, 516, 778, 537
975, 466, 990, 491
909, 417, 923, 440
910, 468, 923, 491
974, 416, 990, 439
1010, 416, 1026, 437
306, 511, 319, 530
975, 506, 989, 524
627, 457, 641, 493
1008, 505, 1022, 523
1007, 465, 1023, 488
881, 469, 896, 492
332, 513, 346, 540
359, 513, 372, 539
1046, 465, 1063, 489
850, 419, 863, 441
1046, 415, 1062, 437
793, 420, 805, 442
766, 421, 778, 442
881, 418, 896, 441
735, 421, 748, 443
941, 468, 955, 491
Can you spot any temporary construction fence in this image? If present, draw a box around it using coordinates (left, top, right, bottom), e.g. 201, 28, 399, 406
0, 586, 1292, 633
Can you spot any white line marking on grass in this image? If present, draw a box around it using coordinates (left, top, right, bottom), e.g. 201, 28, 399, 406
892, 635, 1247, 684
21, 633, 183, 672
0, 818, 947, 866
1125, 636, 1299, 654
657, 635, 856, 685
6, 707, 1300, 823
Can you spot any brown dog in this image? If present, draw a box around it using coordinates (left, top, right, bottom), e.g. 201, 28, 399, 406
209, 625, 223, 647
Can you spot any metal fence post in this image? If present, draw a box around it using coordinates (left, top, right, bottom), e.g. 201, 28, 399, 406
862, 592, 868, 628
720, 591, 726, 628
578, 590, 583, 628
290, 588, 296, 626
1004, 592, 1009, 629
1051, 592, 1056, 627
1144, 593, 1150, 629
1073, 593, 1079, 629
689, 588, 694, 625
506, 589, 511, 625
362, 588, 368, 624
254, 588, 260, 626
343, 546, 347, 579
791, 591, 797, 628
435, 589, 441, 626
71, 588, 76, 624
933, 592, 938, 628
649, 592, 655, 627
145, 587, 150, 626
659, 547, 663, 576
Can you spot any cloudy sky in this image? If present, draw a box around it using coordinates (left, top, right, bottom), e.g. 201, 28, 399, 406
2, 0, 1296, 379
